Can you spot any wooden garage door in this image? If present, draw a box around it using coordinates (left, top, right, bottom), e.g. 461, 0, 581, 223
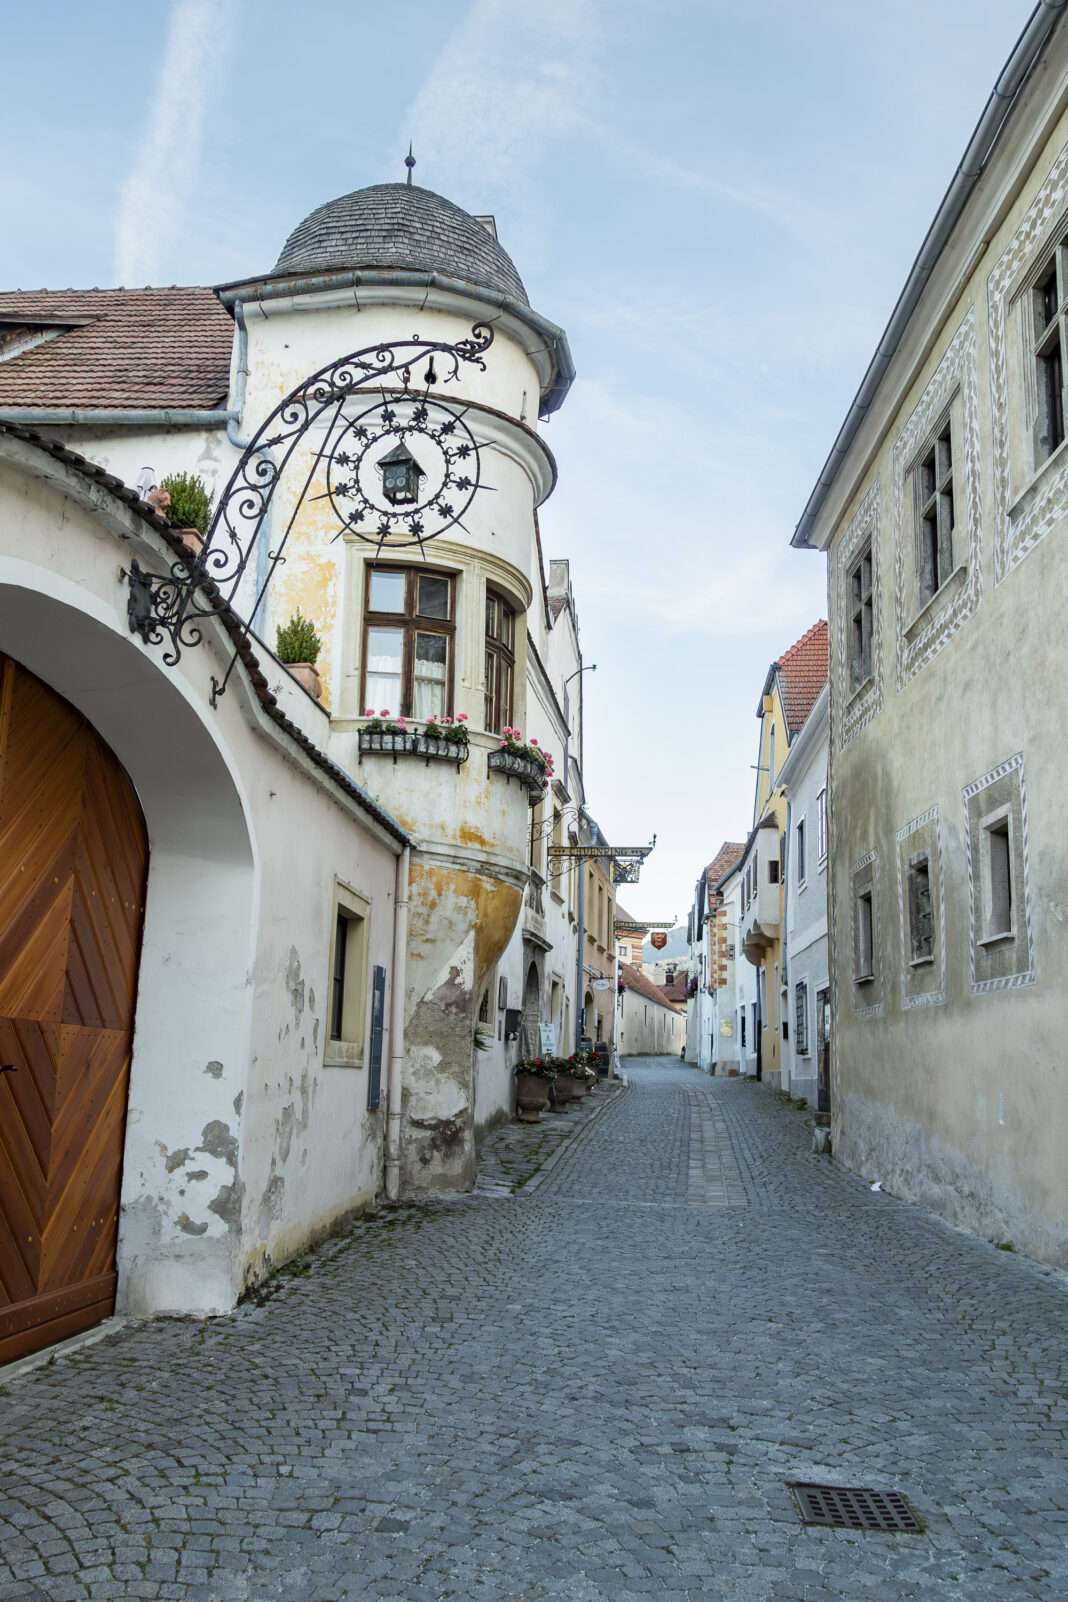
0, 653, 148, 1365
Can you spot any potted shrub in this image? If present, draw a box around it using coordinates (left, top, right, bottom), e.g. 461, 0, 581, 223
276, 610, 324, 700
514, 1057, 557, 1123
161, 471, 212, 557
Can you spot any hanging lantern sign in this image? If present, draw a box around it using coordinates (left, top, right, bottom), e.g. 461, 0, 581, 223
650, 931, 668, 950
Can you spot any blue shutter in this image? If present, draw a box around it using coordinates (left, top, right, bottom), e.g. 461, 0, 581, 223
367, 965, 386, 1111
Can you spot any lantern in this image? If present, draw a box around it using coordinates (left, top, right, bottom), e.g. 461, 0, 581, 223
378, 442, 425, 506
650, 930, 668, 950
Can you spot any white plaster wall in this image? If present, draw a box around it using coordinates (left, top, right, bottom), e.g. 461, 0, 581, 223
0, 443, 402, 1316
39, 422, 237, 511
782, 717, 829, 1105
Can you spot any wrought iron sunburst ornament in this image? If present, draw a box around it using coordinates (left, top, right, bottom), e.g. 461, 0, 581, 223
126, 325, 495, 703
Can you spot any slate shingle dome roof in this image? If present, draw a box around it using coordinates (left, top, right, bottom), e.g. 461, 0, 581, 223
271, 183, 529, 306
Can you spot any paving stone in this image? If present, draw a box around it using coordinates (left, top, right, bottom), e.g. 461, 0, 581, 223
0, 1061, 1065, 1600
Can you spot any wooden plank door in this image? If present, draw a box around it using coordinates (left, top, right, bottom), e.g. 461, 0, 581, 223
0, 653, 148, 1365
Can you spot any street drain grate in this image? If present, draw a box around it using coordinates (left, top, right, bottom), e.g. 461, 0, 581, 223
791, 1483, 922, 1532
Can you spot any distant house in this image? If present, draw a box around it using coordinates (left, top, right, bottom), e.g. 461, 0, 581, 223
685, 842, 744, 1071
776, 683, 829, 1109
617, 964, 685, 1057
738, 622, 828, 1089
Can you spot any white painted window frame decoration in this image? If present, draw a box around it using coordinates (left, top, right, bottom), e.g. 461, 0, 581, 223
816, 787, 828, 866
834, 481, 883, 749
895, 806, 947, 1010
893, 310, 983, 689
962, 752, 1036, 995
988, 136, 1068, 583
795, 813, 807, 890
794, 979, 810, 1057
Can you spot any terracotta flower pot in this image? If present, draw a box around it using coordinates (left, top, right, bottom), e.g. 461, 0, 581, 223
286, 662, 323, 700
177, 527, 204, 556
515, 1072, 551, 1124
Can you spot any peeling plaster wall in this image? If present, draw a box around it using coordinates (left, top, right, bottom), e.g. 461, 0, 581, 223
0, 448, 401, 1318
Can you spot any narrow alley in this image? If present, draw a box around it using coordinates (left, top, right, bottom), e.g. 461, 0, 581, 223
1, 1062, 1064, 1602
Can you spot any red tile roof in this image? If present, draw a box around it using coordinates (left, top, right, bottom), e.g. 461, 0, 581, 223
619, 962, 683, 1014
705, 841, 744, 895
658, 973, 689, 1004
0, 287, 233, 411
765, 619, 828, 736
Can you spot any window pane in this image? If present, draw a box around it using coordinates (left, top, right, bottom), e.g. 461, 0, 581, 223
417, 575, 450, 619
501, 602, 515, 651
414, 632, 448, 720
485, 593, 497, 639
366, 626, 403, 712
369, 570, 405, 613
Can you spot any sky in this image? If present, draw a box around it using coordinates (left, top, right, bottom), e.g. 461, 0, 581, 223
0, 0, 1035, 921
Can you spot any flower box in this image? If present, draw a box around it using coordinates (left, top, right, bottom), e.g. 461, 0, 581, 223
358, 730, 469, 765
487, 748, 548, 803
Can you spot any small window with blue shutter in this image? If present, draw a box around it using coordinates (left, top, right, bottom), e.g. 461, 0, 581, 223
324, 882, 371, 1069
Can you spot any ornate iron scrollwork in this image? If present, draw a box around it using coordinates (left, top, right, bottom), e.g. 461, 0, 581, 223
126, 325, 495, 701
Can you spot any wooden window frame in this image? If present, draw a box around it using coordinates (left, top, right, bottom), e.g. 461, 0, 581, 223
849, 545, 874, 690
361, 565, 455, 720
324, 882, 371, 1069
906, 852, 935, 965
484, 586, 516, 733
913, 418, 956, 606
1032, 242, 1068, 465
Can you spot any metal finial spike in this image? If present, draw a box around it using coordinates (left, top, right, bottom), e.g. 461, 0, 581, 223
405, 143, 416, 185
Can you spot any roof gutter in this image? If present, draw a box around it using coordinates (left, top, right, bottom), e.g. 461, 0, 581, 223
0, 407, 234, 427
792, 0, 1068, 550
215, 266, 576, 416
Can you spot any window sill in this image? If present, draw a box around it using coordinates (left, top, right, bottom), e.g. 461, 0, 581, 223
854, 971, 876, 986
908, 954, 936, 969
847, 673, 874, 708
978, 928, 1017, 949
1008, 432, 1068, 523
324, 1045, 365, 1070
903, 563, 967, 642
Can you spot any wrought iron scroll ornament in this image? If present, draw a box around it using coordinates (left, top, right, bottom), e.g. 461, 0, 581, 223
125, 325, 495, 703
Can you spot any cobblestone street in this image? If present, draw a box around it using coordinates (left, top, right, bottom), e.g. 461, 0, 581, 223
1, 1060, 1066, 1601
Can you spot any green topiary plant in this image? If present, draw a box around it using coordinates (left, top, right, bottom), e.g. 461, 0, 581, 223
276, 610, 322, 666
161, 472, 212, 534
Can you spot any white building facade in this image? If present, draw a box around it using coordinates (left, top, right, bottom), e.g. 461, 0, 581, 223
777, 685, 829, 1109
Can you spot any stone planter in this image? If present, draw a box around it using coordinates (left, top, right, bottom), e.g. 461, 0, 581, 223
487, 747, 548, 805
515, 1072, 551, 1124
286, 662, 323, 700
359, 730, 469, 766
555, 1072, 584, 1105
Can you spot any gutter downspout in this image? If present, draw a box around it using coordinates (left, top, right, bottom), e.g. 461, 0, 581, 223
225, 300, 274, 632
793, 0, 1068, 548
385, 845, 410, 1202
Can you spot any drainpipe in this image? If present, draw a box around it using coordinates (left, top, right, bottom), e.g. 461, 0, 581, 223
385, 845, 410, 1202
575, 859, 585, 1053
225, 301, 275, 633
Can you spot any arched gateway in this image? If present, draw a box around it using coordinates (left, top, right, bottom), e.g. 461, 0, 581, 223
0, 653, 148, 1362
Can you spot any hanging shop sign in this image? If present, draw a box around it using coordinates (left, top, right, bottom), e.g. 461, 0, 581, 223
650, 931, 668, 950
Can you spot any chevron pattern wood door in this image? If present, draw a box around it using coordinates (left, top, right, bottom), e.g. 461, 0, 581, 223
0, 653, 148, 1365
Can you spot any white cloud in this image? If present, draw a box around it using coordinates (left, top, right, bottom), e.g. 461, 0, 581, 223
405, 0, 599, 267
112, 0, 238, 286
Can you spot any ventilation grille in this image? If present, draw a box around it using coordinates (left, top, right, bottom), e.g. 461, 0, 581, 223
791, 1483, 922, 1532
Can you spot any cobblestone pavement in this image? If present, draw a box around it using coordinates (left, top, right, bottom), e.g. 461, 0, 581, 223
1, 1061, 1066, 1602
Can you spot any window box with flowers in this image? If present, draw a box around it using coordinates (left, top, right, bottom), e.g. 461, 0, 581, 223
358, 710, 470, 766
487, 726, 553, 804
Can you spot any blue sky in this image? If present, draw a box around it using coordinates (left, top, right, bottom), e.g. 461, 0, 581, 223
1, 0, 1033, 919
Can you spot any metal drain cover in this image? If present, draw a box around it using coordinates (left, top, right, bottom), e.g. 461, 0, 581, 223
791, 1483, 922, 1532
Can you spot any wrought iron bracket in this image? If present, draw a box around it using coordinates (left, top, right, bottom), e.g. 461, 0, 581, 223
125, 558, 210, 669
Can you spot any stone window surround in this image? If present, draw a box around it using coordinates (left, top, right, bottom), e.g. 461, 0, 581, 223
816, 787, 828, 867
849, 847, 884, 1018
963, 753, 1036, 995
895, 806, 947, 1011
795, 811, 808, 890
324, 878, 372, 1069
988, 135, 1068, 583
892, 310, 983, 691
794, 979, 810, 1057
834, 481, 883, 750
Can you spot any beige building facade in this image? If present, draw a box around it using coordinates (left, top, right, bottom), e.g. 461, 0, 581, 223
793, 12, 1068, 1265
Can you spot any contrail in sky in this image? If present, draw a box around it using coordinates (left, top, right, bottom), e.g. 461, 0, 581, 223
113, 0, 238, 286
